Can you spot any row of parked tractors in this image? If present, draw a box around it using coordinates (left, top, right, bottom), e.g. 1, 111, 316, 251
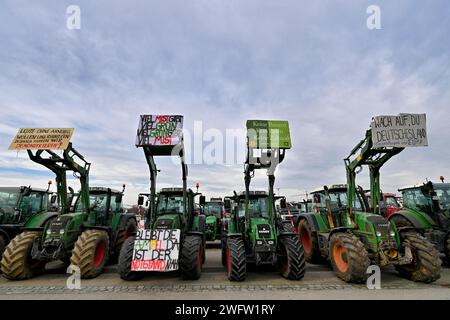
0, 116, 448, 285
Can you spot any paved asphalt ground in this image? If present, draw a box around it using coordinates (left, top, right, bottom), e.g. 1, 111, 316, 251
0, 242, 449, 300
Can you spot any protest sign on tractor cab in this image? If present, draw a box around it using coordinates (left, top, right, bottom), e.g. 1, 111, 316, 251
131, 228, 181, 272
9, 128, 74, 150
371, 113, 428, 148
246, 120, 292, 149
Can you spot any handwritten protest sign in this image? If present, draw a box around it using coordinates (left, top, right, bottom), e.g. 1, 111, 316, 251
9, 128, 74, 150
136, 115, 183, 147
246, 120, 292, 149
371, 114, 428, 148
131, 229, 181, 271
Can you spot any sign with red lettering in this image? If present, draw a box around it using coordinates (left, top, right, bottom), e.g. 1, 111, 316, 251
136, 115, 183, 147
131, 229, 181, 271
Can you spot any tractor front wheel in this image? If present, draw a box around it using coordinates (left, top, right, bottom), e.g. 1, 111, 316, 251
298, 219, 321, 263
395, 232, 441, 283
112, 218, 137, 262
278, 235, 306, 280
226, 237, 246, 281
70, 230, 110, 279
118, 236, 144, 281
329, 232, 370, 283
179, 235, 203, 280
1, 231, 45, 280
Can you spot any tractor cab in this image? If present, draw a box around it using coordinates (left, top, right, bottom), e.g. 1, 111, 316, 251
204, 198, 224, 242
0, 186, 52, 225
399, 182, 450, 227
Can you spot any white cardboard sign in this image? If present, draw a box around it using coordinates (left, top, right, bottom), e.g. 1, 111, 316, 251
131, 229, 181, 271
371, 114, 428, 148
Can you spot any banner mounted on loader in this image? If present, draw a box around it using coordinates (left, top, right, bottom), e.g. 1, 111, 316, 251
371, 113, 428, 148
246, 120, 292, 149
9, 128, 74, 150
136, 115, 183, 155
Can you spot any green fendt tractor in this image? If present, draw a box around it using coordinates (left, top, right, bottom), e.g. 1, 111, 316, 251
222, 120, 306, 281
390, 179, 450, 264
297, 128, 441, 283
118, 114, 206, 281
1, 141, 137, 280
0, 183, 58, 257
204, 198, 224, 242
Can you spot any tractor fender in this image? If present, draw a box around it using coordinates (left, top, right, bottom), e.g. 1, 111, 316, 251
329, 227, 355, 239
389, 211, 423, 229
295, 213, 319, 233
83, 225, 112, 237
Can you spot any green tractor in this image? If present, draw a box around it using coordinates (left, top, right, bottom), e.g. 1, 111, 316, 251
204, 198, 224, 242
0, 183, 58, 257
222, 120, 306, 281
1, 142, 137, 280
118, 114, 207, 281
390, 179, 450, 265
297, 129, 441, 283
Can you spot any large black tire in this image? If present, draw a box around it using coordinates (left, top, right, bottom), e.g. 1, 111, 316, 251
278, 236, 306, 280
118, 236, 144, 281
70, 229, 110, 279
395, 232, 441, 283
329, 232, 370, 283
111, 218, 137, 262
298, 219, 322, 264
390, 215, 414, 228
179, 235, 203, 280
226, 237, 246, 281
445, 236, 450, 266
221, 230, 227, 266
0, 234, 7, 258
1, 231, 45, 280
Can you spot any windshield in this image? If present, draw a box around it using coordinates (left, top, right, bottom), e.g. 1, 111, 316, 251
75, 194, 108, 212
329, 191, 363, 211
385, 196, 400, 208
0, 191, 19, 212
156, 194, 184, 215
204, 203, 222, 217
238, 197, 269, 218
434, 186, 450, 210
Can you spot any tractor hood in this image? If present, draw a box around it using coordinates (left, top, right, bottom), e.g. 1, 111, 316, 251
154, 214, 182, 230
205, 215, 218, 225
250, 217, 275, 241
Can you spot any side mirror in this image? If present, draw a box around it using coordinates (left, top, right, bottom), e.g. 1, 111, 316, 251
137, 196, 144, 206
199, 195, 206, 206
50, 195, 57, 204
115, 195, 123, 203
145, 200, 149, 207
224, 199, 232, 210
23, 187, 32, 197
280, 198, 287, 209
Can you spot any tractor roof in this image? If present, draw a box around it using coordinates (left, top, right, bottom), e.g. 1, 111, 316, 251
160, 187, 194, 194
0, 187, 50, 194
88, 187, 122, 194
238, 191, 267, 198
311, 184, 348, 193
399, 183, 450, 191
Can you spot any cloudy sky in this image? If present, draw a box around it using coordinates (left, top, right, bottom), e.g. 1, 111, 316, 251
0, 1, 449, 205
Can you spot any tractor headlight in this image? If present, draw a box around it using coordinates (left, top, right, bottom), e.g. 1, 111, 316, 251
390, 230, 396, 237
59, 230, 65, 235
376, 231, 382, 237
46, 230, 51, 235
268, 241, 274, 245
257, 240, 263, 245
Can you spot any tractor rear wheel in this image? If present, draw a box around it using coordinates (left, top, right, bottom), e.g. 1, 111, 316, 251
118, 236, 144, 281
395, 232, 441, 283
390, 215, 414, 228
226, 237, 246, 281
0, 234, 6, 258
179, 235, 203, 280
1, 231, 44, 280
445, 236, 450, 266
278, 235, 306, 280
329, 232, 370, 283
112, 218, 137, 262
70, 229, 110, 279
298, 219, 322, 263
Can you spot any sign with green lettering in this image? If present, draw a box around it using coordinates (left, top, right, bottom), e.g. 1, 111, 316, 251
246, 120, 292, 149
